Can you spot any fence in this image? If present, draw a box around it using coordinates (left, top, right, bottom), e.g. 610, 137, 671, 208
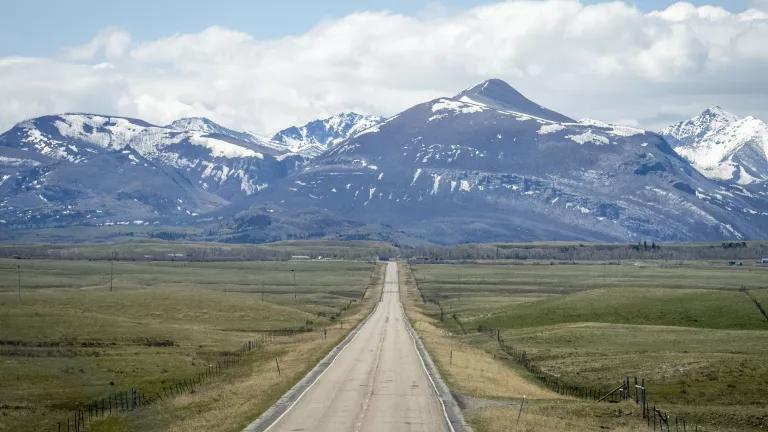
479, 326, 707, 432
51, 329, 310, 432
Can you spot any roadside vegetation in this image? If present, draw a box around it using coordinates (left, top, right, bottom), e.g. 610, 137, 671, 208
403, 261, 768, 432
0, 259, 383, 432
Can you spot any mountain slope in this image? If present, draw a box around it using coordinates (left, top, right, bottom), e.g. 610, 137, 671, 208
271, 112, 383, 157
246, 80, 768, 243
0, 114, 299, 228
661, 107, 768, 184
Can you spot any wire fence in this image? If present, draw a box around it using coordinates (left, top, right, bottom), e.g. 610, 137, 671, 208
50, 331, 301, 432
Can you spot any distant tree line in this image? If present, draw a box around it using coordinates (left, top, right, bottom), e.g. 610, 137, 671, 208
402, 241, 768, 262
1, 240, 766, 262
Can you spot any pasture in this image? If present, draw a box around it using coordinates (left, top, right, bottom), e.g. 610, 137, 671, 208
408, 261, 768, 431
0, 259, 382, 432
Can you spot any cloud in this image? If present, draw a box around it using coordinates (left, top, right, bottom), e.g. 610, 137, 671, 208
60, 27, 132, 61
1, 0, 767, 134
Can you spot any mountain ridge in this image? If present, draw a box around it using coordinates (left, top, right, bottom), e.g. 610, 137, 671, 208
2, 79, 767, 244
253, 79, 767, 243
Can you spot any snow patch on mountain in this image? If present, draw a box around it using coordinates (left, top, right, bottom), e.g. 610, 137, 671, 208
567, 130, 611, 145
578, 118, 644, 137
538, 124, 566, 135
188, 133, 262, 158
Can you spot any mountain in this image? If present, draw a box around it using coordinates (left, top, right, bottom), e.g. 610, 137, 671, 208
271, 112, 383, 157
661, 107, 768, 185
2, 81, 767, 244
0, 114, 300, 229
244, 80, 768, 243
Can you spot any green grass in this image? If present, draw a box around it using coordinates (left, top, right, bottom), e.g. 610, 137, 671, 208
411, 262, 768, 431
501, 323, 768, 405
475, 288, 768, 330
0, 259, 378, 432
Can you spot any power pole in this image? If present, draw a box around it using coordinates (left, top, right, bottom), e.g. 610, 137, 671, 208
110, 260, 114, 292
291, 269, 296, 301
17, 264, 21, 302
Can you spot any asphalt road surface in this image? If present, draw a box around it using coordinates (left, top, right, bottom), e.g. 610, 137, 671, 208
260, 262, 452, 432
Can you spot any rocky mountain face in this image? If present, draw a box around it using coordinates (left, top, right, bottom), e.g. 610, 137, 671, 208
246, 80, 768, 243
271, 112, 383, 157
2, 81, 767, 244
0, 114, 300, 228
661, 107, 768, 185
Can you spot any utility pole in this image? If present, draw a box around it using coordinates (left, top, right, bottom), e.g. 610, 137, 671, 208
291, 269, 296, 301
17, 264, 21, 302
110, 260, 114, 292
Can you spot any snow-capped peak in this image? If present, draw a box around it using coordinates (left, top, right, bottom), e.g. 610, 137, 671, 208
661, 106, 740, 147
661, 107, 768, 184
271, 112, 383, 157
454, 78, 574, 123
168, 117, 222, 133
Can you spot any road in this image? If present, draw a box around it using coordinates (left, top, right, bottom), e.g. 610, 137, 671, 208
258, 262, 452, 432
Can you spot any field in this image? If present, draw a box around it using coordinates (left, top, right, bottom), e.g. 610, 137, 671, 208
0, 259, 383, 432
406, 261, 768, 431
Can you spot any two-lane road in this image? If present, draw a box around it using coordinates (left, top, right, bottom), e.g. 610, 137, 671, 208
254, 262, 452, 432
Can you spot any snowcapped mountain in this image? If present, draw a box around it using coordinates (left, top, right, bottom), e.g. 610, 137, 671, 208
248, 79, 768, 243
0, 114, 300, 228
2, 82, 767, 243
661, 107, 768, 185
271, 112, 383, 157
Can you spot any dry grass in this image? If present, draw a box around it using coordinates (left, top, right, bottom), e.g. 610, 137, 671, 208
400, 262, 558, 401
471, 402, 647, 432
409, 318, 556, 400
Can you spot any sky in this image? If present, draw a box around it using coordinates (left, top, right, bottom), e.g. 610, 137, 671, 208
1, 0, 767, 134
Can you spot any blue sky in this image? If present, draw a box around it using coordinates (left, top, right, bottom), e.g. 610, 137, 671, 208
0, 0, 754, 56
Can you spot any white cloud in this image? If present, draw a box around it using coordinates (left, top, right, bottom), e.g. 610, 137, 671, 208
60, 27, 132, 61
1, 0, 767, 134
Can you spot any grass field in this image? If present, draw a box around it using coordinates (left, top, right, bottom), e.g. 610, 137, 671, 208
0, 259, 383, 432
408, 262, 768, 431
